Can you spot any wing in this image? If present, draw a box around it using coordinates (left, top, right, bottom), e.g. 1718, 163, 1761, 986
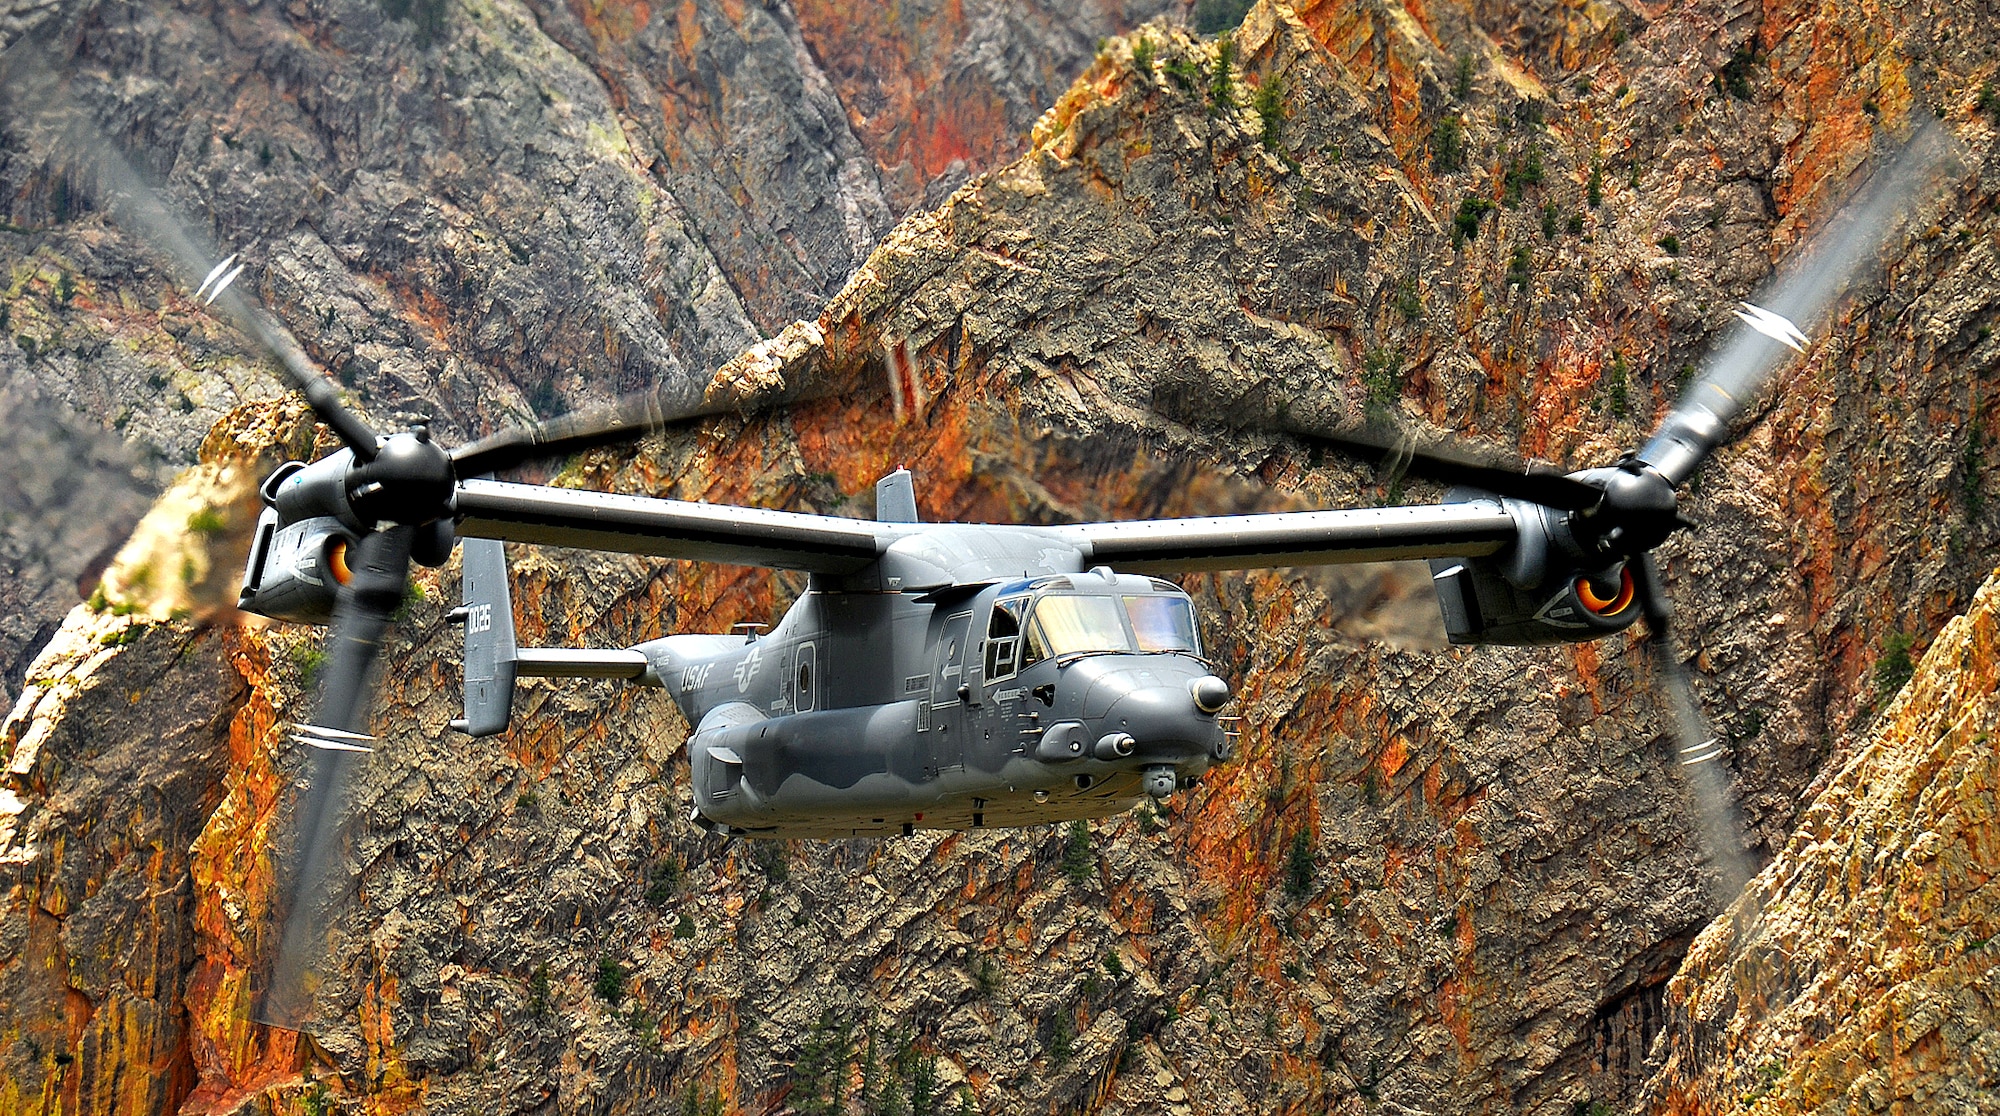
454, 479, 892, 573
456, 483, 1520, 576
1049, 501, 1519, 574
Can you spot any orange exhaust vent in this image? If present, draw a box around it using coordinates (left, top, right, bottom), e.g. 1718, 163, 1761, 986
328, 539, 355, 586
1577, 567, 1634, 615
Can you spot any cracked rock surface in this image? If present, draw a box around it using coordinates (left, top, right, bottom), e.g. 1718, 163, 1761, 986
1642, 561, 2000, 1115
1, 0, 1999, 1113
0, 0, 1173, 708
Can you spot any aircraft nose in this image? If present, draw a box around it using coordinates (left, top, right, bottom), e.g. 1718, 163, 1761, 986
1094, 679, 1223, 754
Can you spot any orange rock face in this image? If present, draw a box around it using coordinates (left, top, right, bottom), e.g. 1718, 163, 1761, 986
791, 0, 1006, 209
2, 0, 1998, 1114
790, 0, 1186, 214
1642, 563, 2000, 1114
0, 404, 314, 1116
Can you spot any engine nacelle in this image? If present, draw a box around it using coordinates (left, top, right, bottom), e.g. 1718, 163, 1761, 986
1428, 492, 1642, 645
238, 507, 362, 624
1428, 556, 1638, 645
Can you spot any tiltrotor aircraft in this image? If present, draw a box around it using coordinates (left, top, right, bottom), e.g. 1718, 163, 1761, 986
235, 288, 1796, 842
46, 62, 1940, 1020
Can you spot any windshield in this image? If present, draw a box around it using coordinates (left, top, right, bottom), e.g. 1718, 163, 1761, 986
1016, 591, 1202, 665
1125, 595, 1200, 653
1027, 594, 1131, 658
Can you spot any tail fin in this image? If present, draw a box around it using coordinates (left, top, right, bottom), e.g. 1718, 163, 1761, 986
448, 540, 655, 736
875, 467, 919, 522
450, 538, 519, 737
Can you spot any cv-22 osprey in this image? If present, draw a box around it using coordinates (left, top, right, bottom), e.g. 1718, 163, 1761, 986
223, 179, 1910, 1032
245, 442, 1667, 842
237, 262, 1836, 842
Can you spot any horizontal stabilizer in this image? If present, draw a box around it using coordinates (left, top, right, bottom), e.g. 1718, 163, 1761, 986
516, 648, 651, 679
449, 542, 658, 736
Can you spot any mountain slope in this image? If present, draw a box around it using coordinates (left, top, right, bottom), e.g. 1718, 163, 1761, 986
0, 0, 1176, 706
1642, 562, 2000, 1114
0, 0, 1997, 1112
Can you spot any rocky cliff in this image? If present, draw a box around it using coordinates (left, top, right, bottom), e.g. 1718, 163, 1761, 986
2, 0, 1999, 1113
1641, 561, 2000, 1115
0, 0, 1181, 705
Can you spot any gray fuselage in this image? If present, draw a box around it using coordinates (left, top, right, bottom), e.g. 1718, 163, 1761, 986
634, 565, 1229, 838
438, 468, 1532, 838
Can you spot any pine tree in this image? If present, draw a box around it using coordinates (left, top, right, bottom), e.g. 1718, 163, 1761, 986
908, 1052, 938, 1116
858, 1028, 883, 1114
790, 1009, 855, 1115
1062, 820, 1093, 884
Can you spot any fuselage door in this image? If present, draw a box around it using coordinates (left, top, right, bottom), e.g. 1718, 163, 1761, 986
929, 610, 972, 774
795, 641, 817, 713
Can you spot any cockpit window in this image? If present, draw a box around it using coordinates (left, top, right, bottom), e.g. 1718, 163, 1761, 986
1021, 620, 1049, 669
1006, 590, 1202, 672
985, 597, 1028, 678
1124, 595, 1200, 653
1028, 594, 1131, 658
990, 597, 1026, 638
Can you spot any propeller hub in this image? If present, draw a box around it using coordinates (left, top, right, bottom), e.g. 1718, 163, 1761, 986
346, 430, 457, 527
1573, 462, 1680, 559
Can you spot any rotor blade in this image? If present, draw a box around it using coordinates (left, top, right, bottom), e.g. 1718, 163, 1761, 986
0, 46, 381, 459
1656, 643, 1755, 905
1629, 555, 1753, 905
1637, 123, 1958, 486
450, 385, 709, 476
259, 524, 416, 1030
449, 377, 848, 477
1629, 552, 1674, 637
1282, 424, 1605, 510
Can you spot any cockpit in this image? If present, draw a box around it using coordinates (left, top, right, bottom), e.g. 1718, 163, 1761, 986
984, 575, 1201, 680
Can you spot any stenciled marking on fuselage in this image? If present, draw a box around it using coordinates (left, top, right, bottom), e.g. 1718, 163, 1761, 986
734, 644, 764, 692
682, 662, 715, 692
1535, 595, 1583, 625
465, 602, 493, 634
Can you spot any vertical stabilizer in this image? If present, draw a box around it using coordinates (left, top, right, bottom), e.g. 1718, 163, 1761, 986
876, 468, 919, 523
450, 538, 519, 736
